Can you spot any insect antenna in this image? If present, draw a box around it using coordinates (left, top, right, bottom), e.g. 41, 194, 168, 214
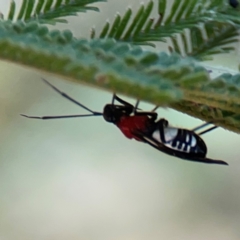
21, 78, 103, 120
41, 78, 102, 115
20, 113, 102, 120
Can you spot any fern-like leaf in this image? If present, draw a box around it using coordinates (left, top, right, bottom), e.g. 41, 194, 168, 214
5, 0, 106, 24
0, 21, 240, 132
96, 0, 240, 58
169, 22, 239, 60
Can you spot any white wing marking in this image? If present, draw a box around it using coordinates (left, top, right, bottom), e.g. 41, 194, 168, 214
164, 127, 178, 142
152, 127, 178, 143
152, 128, 198, 153
190, 135, 197, 147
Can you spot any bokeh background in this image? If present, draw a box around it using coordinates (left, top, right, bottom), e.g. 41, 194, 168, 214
1, 1, 240, 239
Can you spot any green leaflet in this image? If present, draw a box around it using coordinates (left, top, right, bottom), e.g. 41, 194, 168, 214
7, 0, 106, 23
0, 21, 185, 104
1, 18, 240, 132
6, 0, 240, 59
95, 0, 240, 59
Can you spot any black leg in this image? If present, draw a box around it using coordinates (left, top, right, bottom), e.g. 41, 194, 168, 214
132, 99, 158, 120
134, 111, 158, 121
151, 105, 159, 112
112, 93, 116, 105
191, 122, 213, 132
133, 99, 140, 114
155, 118, 169, 143
191, 122, 218, 135
114, 95, 134, 108
111, 94, 134, 115
198, 126, 218, 135
155, 118, 168, 127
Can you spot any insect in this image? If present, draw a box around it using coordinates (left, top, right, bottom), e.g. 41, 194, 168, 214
21, 78, 228, 166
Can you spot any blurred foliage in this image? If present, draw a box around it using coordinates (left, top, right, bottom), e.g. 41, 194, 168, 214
6, 0, 106, 24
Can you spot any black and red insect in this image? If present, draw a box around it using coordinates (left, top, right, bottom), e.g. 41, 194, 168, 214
21, 78, 228, 166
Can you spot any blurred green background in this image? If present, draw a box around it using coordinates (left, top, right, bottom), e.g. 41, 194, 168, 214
1, 1, 240, 240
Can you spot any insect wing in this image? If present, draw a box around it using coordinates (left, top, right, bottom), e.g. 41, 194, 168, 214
135, 132, 228, 166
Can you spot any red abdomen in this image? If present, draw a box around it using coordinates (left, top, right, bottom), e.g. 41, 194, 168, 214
116, 115, 150, 141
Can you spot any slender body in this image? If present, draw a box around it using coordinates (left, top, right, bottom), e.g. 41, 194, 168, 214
103, 96, 226, 164
21, 78, 228, 165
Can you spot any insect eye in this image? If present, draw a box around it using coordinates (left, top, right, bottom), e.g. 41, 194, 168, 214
103, 105, 118, 123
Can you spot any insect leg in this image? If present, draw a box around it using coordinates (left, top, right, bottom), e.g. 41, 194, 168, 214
151, 105, 159, 112
132, 99, 158, 120
133, 99, 140, 114
155, 118, 169, 143
191, 122, 218, 135
134, 111, 158, 121
41, 78, 101, 115
155, 118, 169, 127
191, 122, 213, 132
112, 93, 116, 104
113, 95, 134, 108
111, 94, 135, 115
198, 126, 218, 135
